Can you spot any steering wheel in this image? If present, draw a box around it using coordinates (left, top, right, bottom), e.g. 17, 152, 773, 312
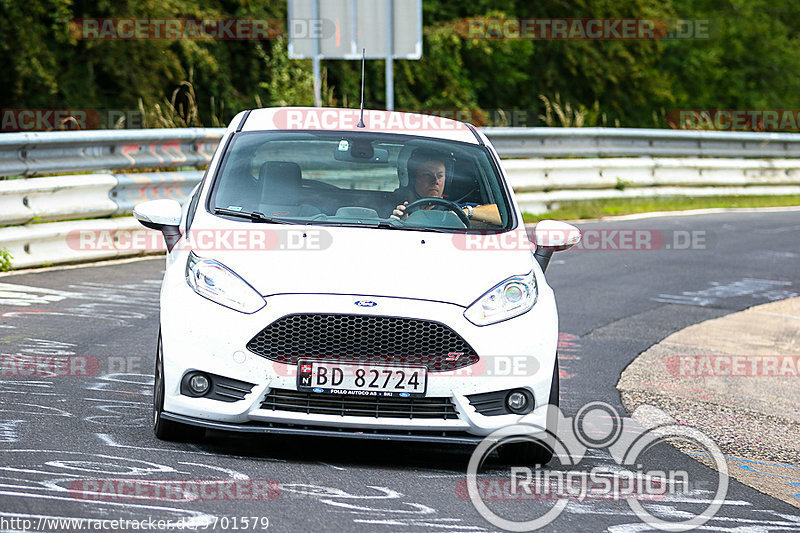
403, 197, 470, 227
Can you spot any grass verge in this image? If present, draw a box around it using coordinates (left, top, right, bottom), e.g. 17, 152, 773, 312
0, 248, 13, 272
522, 195, 800, 223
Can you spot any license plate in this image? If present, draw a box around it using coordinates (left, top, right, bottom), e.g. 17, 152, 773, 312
297, 360, 427, 397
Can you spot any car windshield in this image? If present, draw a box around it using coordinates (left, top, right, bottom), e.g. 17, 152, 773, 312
209, 131, 513, 232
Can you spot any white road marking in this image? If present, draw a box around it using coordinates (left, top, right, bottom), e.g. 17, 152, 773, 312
317, 461, 347, 471
0, 420, 23, 443
0, 283, 82, 307
653, 278, 796, 307
353, 517, 488, 530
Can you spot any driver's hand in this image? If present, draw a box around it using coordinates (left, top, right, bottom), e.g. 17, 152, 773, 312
390, 201, 409, 220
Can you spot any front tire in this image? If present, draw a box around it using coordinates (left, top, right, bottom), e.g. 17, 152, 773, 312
153, 330, 205, 441
498, 358, 560, 465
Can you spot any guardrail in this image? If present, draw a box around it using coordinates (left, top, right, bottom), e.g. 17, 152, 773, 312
503, 157, 800, 213
0, 128, 222, 177
2, 127, 800, 178
0, 171, 204, 226
485, 127, 800, 158
1, 126, 799, 270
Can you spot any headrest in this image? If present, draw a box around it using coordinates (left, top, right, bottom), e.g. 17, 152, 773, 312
259, 161, 302, 205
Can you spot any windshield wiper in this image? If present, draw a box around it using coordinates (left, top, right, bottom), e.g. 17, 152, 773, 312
298, 219, 397, 229
311, 220, 453, 233
215, 209, 456, 232
397, 225, 452, 233
214, 208, 295, 224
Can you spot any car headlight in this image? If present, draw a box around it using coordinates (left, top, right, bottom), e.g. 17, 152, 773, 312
185, 252, 266, 313
464, 270, 537, 326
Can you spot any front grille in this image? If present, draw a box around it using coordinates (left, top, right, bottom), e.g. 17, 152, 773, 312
261, 388, 460, 420
246, 313, 479, 372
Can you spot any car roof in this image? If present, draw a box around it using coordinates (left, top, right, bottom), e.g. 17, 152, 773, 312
237, 107, 481, 144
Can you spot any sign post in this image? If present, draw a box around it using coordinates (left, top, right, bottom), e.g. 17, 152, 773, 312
288, 0, 422, 109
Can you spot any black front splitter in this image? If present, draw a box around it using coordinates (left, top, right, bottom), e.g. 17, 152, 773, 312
161, 412, 485, 445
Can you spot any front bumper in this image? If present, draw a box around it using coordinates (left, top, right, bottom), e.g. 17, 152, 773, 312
160, 278, 559, 439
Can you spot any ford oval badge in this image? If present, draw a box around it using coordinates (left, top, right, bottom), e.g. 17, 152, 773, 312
399, 392, 410, 398
355, 300, 377, 307
312, 387, 324, 393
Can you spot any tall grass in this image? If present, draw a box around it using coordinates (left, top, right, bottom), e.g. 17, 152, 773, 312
136, 76, 229, 129
538, 94, 620, 128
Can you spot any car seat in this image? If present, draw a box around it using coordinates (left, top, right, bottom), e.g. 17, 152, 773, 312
257, 161, 321, 218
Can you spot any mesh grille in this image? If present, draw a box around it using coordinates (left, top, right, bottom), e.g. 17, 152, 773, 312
261, 388, 460, 419
246, 313, 478, 372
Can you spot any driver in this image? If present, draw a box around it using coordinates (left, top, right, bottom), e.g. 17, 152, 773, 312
390, 150, 501, 225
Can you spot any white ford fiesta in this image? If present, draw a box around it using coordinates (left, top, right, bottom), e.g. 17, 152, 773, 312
134, 107, 580, 464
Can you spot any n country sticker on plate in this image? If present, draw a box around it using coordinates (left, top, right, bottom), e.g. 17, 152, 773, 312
297, 360, 427, 397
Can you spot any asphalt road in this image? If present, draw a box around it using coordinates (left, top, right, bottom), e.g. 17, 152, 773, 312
1, 210, 799, 532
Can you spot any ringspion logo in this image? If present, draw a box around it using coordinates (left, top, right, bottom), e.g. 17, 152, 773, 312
465, 402, 728, 530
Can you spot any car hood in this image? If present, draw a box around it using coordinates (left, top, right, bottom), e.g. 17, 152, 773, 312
184, 222, 536, 308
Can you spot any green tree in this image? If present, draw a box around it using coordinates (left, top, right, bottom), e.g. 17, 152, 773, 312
3, 0, 800, 129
